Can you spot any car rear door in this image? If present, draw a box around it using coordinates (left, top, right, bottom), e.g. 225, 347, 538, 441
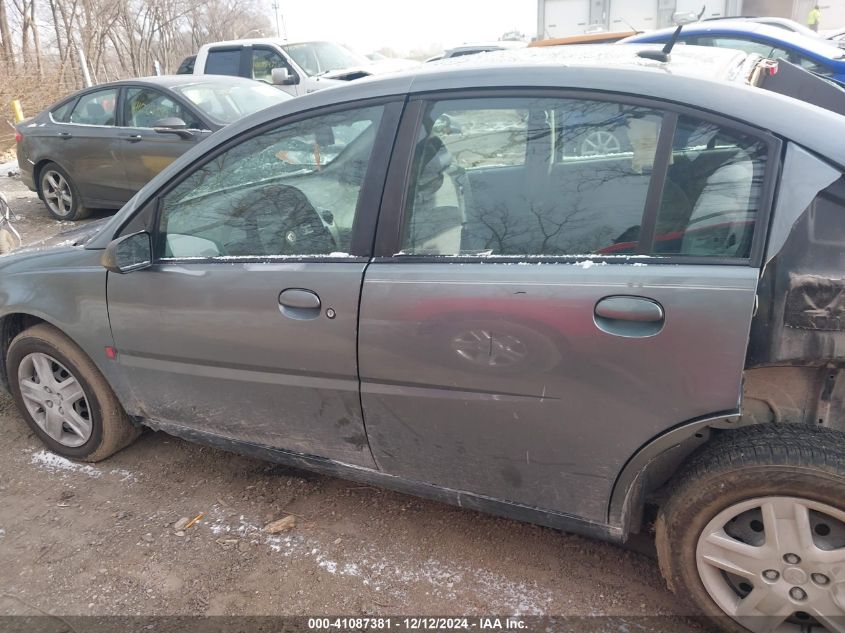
118, 85, 211, 190
202, 46, 248, 77
58, 87, 130, 206
106, 99, 401, 467
358, 92, 779, 522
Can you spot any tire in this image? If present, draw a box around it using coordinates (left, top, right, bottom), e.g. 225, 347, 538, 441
656, 425, 845, 633
7, 323, 139, 462
38, 162, 91, 221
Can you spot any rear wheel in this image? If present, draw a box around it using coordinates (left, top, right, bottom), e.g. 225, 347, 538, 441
39, 162, 90, 221
656, 426, 845, 633
7, 324, 139, 461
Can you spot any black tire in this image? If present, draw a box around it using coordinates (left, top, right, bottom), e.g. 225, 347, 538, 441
7, 323, 139, 462
38, 162, 91, 221
656, 425, 845, 633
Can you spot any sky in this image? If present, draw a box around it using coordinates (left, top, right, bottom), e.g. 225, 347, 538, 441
269, 0, 538, 55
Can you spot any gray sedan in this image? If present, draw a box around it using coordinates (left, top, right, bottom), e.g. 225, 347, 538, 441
2, 44, 845, 632
15, 75, 291, 220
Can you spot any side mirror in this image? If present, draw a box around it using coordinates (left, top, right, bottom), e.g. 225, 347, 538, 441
101, 231, 152, 274
271, 67, 298, 85
153, 117, 193, 139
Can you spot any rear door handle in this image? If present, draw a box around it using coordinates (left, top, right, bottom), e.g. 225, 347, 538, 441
58, 131, 72, 140
594, 296, 665, 338
278, 288, 321, 320
595, 296, 664, 322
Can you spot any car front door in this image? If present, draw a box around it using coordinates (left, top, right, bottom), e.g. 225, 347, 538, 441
359, 93, 778, 522
59, 87, 129, 206
106, 99, 400, 466
119, 86, 212, 191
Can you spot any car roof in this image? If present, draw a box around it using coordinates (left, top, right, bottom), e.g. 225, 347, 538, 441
429, 43, 756, 81
82, 74, 267, 90
87, 43, 845, 250
627, 21, 845, 59
199, 38, 335, 49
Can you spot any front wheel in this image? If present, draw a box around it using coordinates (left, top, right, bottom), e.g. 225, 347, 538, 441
7, 324, 139, 461
656, 426, 845, 633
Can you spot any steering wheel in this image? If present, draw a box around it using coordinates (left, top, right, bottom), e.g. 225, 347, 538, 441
220, 184, 337, 256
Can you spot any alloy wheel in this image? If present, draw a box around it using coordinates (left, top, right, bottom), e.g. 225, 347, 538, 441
696, 496, 845, 632
42, 170, 73, 217
17, 352, 92, 447
580, 130, 622, 156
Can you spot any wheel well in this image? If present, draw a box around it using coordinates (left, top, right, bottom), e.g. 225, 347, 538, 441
613, 365, 845, 539
0, 314, 47, 390
33, 160, 53, 195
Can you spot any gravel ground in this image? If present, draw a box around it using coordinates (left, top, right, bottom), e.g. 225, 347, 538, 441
0, 169, 711, 631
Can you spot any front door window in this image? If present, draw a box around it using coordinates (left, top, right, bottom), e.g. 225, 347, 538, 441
159, 105, 385, 258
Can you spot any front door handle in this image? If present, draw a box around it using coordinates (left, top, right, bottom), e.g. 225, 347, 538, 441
279, 288, 321, 320
58, 131, 72, 140
594, 296, 665, 338
125, 134, 143, 143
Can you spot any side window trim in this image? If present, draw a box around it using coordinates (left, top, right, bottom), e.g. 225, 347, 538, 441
112, 96, 404, 261
374, 88, 781, 268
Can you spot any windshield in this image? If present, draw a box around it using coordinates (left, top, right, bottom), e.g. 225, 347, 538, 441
174, 81, 290, 125
283, 41, 369, 76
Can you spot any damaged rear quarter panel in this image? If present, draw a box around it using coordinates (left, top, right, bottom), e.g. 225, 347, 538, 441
749, 143, 845, 366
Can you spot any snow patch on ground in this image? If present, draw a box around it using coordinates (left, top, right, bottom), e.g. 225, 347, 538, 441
207, 507, 553, 615
29, 449, 138, 482
0, 527, 5, 540
31, 450, 103, 478
0, 160, 19, 175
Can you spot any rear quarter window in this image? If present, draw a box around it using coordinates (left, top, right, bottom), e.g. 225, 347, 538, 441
50, 99, 76, 123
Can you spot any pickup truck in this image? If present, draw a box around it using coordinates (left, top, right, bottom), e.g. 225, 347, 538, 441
184, 39, 387, 96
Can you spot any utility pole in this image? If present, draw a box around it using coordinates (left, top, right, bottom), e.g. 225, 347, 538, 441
77, 44, 92, 87
271, 1, 287, 40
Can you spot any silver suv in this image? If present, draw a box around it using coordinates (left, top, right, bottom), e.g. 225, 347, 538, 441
3, 45, 845, 632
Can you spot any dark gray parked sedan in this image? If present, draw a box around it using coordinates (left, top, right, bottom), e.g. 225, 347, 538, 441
3, 45, 845, 632
15, 75, 291, 220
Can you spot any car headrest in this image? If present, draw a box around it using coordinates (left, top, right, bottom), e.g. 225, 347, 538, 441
416, 136, 453, 198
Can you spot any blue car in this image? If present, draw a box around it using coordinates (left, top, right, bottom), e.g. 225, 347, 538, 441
621, 21, 845, 83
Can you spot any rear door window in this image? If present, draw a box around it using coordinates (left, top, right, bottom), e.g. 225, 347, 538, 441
205, 48, 242, 76
400, 97, 662, 256
68, 88, 118, 126
399, 95, 771, 261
